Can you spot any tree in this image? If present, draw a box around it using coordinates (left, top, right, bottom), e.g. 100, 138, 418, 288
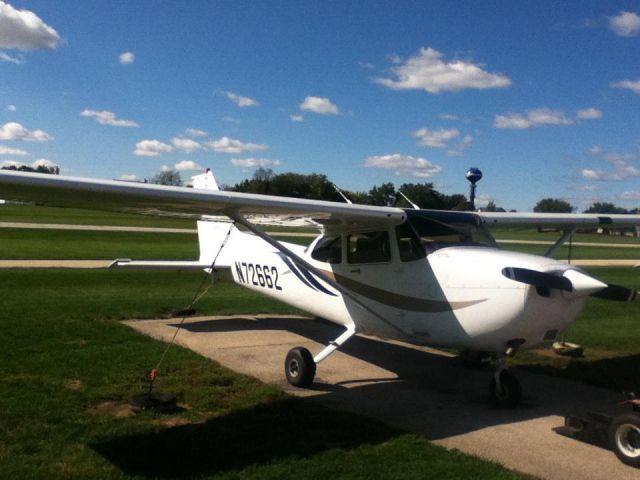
533, 198, 574, 213
367, 182, 396, 206
584, 202, 628, 214
151, 169, 183, 186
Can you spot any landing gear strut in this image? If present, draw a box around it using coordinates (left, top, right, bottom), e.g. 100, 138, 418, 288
284, 323, 356, 388
488, 358, 522, 408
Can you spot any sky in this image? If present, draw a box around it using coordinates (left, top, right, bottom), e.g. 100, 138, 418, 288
1, 1, 640, 211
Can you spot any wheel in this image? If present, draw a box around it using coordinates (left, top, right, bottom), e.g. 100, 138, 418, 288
489, 371, 522, 408
284, 347, 316, 387
609, 412, 640, 467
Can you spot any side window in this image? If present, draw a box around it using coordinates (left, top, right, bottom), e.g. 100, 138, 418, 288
395, 222, 425, 262
311, 235, 342, 264
347, 231, 390, 264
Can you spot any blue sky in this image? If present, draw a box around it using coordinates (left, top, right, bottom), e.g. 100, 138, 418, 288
1, 1, 640, 211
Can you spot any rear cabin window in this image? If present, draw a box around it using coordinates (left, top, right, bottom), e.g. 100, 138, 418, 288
347, 231, 391, 264
311, 235, 342, 264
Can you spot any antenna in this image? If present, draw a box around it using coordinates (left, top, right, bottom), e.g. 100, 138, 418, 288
465, 167, 483, 211
398, 191, 420, 210
332, 184, 353, 204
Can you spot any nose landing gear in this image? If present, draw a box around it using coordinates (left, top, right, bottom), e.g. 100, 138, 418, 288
488, 358, 523, 408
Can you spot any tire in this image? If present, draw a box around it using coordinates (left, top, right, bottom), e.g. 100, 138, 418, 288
284, 347, 316, 387
609, 412, 640, 468
489, 371, 522, 408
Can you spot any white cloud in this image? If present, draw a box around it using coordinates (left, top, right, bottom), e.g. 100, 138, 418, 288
117, 174, 139, 181
609, 11, 640, 37
0, 51, 22, 63
133, 139, 175, 157
32, 158, 57, 168
0, 145, 27, 155
576, 108, 603, 120
185, 128, 207, 138
300, 96, 341, 115
585, 146, 640, 181
205, 136, 268, 154
494, 108, 573, 129
224, 91, 258, 107
611, 79, 640, 94
174, 160, 202, 171
0, 122, 52, 141
581, 169, 606, 180
290, 114, 304, 122
7, 104, 16, 112
364, 154, 442, 178
621, 191, 640, 200
374, 47, 511, 94
119, 51, 135, 64
4, 158, 59, 171
222, 116, 241, 124
171, 137, 202, 153
230, 157, 281, 168
0, 1, 60, 50
440, 113, 459, 120
80, 109, 139, 128
413, 127, 460, 148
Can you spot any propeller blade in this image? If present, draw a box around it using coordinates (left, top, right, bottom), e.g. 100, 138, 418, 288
590, 284, 638, 302
502, 267, 573, 292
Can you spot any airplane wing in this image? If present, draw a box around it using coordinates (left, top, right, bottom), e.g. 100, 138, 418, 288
0, 170, 406, 228
477, 211, 640, 229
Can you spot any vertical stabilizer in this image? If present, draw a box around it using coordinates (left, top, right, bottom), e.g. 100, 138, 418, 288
191, 169, 219, 191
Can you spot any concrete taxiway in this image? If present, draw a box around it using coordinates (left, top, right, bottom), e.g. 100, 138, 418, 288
123, 314, 639, 480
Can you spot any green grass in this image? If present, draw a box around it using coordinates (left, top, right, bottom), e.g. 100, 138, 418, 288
0, 229, 310, 260
492, 227, 640, 245
0, 204, 197, 228
499, 242, 640, 260
0, 269, 527, 479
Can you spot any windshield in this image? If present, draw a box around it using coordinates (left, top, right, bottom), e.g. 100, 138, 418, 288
405, 210, 496, 253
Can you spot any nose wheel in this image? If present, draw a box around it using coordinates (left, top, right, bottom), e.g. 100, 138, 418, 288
489, 365, 522, 408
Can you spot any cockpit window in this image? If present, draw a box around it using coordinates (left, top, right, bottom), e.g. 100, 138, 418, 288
311, 235, 342, 264
406, 212, 495, 253
395, 221, 425, 261
347, 231, 390, 264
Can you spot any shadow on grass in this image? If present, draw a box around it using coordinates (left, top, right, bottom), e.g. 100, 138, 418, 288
520, 354, 640, 393
91, 398, 399, 478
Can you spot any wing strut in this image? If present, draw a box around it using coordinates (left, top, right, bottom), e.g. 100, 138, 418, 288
230, 213, 409, 340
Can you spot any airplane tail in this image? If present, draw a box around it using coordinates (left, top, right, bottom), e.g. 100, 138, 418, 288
110, 219, 238, 270
190, 169, 219, 191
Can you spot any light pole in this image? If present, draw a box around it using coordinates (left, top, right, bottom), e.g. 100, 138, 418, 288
465, 167, 482, 211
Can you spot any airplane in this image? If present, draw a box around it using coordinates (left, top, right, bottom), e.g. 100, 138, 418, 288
1, 168, 640, 410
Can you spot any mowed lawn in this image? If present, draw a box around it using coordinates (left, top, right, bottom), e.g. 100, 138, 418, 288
0, 205, 528, 479
0, 270, 528, 480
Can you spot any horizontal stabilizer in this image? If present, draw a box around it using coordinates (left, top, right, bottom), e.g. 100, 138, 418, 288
109, 259, 220, 270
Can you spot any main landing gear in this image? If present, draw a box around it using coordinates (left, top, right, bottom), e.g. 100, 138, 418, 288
284, 323, 356, 388
488, 358, 523, 408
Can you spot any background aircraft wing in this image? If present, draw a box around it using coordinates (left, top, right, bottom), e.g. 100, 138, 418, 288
477, 211, 640, 229
0, 170, 406, 228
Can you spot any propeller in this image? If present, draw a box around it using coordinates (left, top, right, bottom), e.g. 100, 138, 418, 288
590, 284, 638, 302
502, 267, 638, 301
502, 267, 572, 292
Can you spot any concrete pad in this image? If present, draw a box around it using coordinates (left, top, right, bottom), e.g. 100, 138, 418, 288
123, 314, 640, 480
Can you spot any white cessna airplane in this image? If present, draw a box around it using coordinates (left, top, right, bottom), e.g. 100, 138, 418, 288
1, 169, 639, 408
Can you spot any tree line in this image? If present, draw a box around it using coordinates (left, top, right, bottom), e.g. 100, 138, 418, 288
150, 167, 638, 214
